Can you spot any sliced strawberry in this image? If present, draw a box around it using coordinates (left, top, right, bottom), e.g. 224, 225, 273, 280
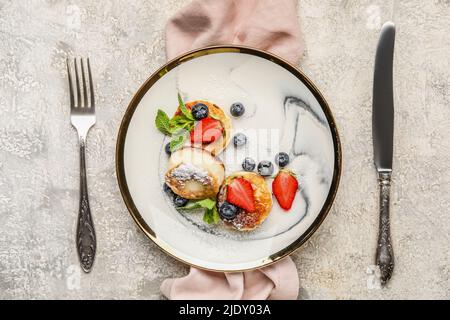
272, 170, 299, 211
226, 177, 256, 212
190, 117, 223, 144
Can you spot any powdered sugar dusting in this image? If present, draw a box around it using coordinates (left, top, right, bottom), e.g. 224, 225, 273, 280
169, 163, 212, 186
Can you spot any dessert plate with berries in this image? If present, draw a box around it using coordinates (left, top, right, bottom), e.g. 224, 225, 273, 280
116, 46, 342, 271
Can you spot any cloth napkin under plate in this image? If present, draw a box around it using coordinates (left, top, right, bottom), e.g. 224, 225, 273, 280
161, 0, 304, 300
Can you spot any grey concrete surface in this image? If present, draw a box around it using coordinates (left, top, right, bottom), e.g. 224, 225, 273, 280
0, 0, 448, 299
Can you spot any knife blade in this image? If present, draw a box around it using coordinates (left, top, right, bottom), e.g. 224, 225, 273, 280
372, 21, 395, 286
373, 21, 395, 172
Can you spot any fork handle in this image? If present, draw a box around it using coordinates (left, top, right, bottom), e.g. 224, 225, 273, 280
376, 172, 394, 285
76, 138, 96, 273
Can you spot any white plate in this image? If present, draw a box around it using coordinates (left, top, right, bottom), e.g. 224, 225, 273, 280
116, 46, 341, 271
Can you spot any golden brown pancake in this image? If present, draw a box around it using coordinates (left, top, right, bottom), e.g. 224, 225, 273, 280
217, 172, 273, 231
176, 100, 232, 156
165, 147, 225, 200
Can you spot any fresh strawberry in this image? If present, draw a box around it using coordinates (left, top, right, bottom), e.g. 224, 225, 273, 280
272, 170, 299, 211
226, 177, 256, 212
190, 117, 223, 144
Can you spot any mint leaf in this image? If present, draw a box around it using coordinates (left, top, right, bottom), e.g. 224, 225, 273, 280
181, 198, 216, 210
171, 123, 192, 135
169, 115, 195, 134
177, 93, 185, 108
184, 121, 195, 132
155, 94, 196, 137
196, 199, 216, 210
180, 201, 202, 210
203, 206, 220, 224
203, 209, 214, 224
170, 115, 190, 126
181, 198, 219, 225
155, 109, 171, 135
169, 133, 187, 152
178, 93, 194, 120
211, 206, 220, 224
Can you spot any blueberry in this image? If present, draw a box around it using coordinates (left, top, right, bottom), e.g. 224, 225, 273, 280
233, 133, 247, 147
163, 183, 174, 196
257, 160, 274, 177
242, 157, 256, 171
230, 102, 245, 117
173, 194, 189, 207
219, 201, 239, 220
165, 142, 171, 155
275, 152, 290, 167
191, 103, 209, 120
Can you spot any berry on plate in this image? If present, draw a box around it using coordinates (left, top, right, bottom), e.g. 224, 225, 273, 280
257, 160, 274, 177
233, 133, 247, 147
242, 157, 256, 171
230, 102, 245, 117
226, 177, 256, 212
163, 183, 175, 197
190, 117, 223, 144
275, 152, 289, 167
173, 194, 189, 207
191, 103, 209, 120
165, 142, 172, 155
218, 201, 239, 220
272, 170, 298, 210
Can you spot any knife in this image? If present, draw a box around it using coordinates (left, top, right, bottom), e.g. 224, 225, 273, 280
372, 21, 395, 285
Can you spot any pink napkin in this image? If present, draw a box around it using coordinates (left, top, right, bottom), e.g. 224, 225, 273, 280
165, 0, 304, 63
161, 257, 299, 300
161, 0, 303, 300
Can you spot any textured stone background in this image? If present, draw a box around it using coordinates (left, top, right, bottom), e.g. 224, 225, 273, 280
0, 0, 448, 299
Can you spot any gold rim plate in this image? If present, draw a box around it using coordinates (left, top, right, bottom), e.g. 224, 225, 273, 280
115, 45, 342, 272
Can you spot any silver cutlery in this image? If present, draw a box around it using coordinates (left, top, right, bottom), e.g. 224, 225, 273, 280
372, 22, 396, 285
66, 58, 96, 273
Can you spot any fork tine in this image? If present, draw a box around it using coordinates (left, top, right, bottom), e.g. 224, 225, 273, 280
87, 58, 95, 109
74, 58, 82, 107
66, 59, 74, 108
81, 58, 88, 108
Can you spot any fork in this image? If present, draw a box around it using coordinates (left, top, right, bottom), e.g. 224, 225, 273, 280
66, 58, 96, 273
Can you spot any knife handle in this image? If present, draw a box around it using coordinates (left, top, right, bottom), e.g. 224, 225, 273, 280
376, 172, 394, 285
